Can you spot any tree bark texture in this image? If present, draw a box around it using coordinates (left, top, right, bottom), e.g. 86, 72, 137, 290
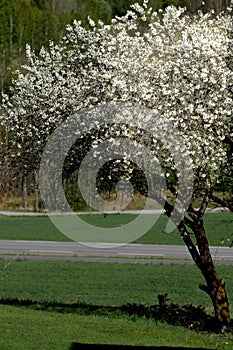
182, 216, 230, 332
194, 220, 230, 331
155, 186, 231, 331
23, 174, 28, 209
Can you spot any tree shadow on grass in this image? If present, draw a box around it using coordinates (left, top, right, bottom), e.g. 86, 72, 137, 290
69, 344, 212, 350
0, 296, 232, 334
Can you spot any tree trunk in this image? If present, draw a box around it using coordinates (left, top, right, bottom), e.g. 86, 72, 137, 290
200, 278, 230, 332
4, 128, 10, 200
23, 174, 28, 209
34, 170, 39, 212
154, 192, 231, 331
181, 215, 231, 332
0, 125, 3, 203
194, 220, 230, 332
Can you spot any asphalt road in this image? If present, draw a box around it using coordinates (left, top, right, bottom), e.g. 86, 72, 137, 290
0, 240, 232, 265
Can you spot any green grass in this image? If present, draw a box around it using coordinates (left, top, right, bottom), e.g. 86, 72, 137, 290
0, 259, 232, 310
1, 305, 232, 350
0, 215, 70, 241
0, 259, 232, 349
0, 212, 232, 246
0, 260, 232, 349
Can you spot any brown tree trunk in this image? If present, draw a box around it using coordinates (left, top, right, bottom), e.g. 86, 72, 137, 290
23, 173, 28, 209
34, 170, 39, 212
4, 127, 10, 200
180, 213, 231, 332
151, 187, 230, 331
0, 125, 3, 203
193, 220, 230, 332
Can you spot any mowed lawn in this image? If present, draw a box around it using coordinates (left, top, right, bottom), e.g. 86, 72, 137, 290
0, 260, 232, 349
0, 259, 232, 310
0, 212, 232, 245
0, 213, 232, 348
1, 305, 232, 350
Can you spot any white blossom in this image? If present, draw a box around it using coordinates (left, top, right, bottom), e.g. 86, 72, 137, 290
0, 3, 232, 194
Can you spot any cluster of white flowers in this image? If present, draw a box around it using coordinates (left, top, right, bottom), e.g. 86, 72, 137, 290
1, 1, 232, 192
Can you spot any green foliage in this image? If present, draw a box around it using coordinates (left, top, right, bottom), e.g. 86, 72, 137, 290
31, 0, 46, 9
180, 0, 231, 14
0, 0, 68, 95
106, 0, 138, 17
106, 0, 181, 17
76, 0, 112, 24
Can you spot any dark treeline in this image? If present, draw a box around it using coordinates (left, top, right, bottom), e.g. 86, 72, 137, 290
0, 0, 182, 96
0, 0, 231, 97
0, 0, 76, 95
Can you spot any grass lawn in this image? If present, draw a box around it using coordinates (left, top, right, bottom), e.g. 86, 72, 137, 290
0, 260, 232, 349
0, 212, 232, 246
0, 259, 232, 311
0, 304, 232, 350
0, 212, 232, 348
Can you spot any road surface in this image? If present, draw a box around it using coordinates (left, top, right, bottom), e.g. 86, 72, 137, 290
0, 240, 232, 265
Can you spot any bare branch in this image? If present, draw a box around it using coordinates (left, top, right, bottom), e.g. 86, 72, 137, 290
197, 187, 214, 220
210, 193, 233, 212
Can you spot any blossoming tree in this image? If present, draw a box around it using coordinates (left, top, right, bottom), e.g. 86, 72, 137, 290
1, 1, 232, 331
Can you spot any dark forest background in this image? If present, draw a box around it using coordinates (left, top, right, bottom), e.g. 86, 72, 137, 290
0, 0, 231, 97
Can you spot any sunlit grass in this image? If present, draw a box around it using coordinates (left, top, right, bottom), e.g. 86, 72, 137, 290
0, 212, 232, 246
1, 304, 231, 350
0, 259, 232, 309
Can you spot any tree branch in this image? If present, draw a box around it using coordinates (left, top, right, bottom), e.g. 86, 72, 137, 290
210, 193, 233, 213
177, 222, 202, 269
197, 187, 213, 220
199, 283, 211, 295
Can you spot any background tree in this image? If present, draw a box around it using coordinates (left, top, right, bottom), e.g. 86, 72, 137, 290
76, 0, 112, 24
180, 0, 231, 13
0, 0, 78, 97
107, 0, 181, 17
